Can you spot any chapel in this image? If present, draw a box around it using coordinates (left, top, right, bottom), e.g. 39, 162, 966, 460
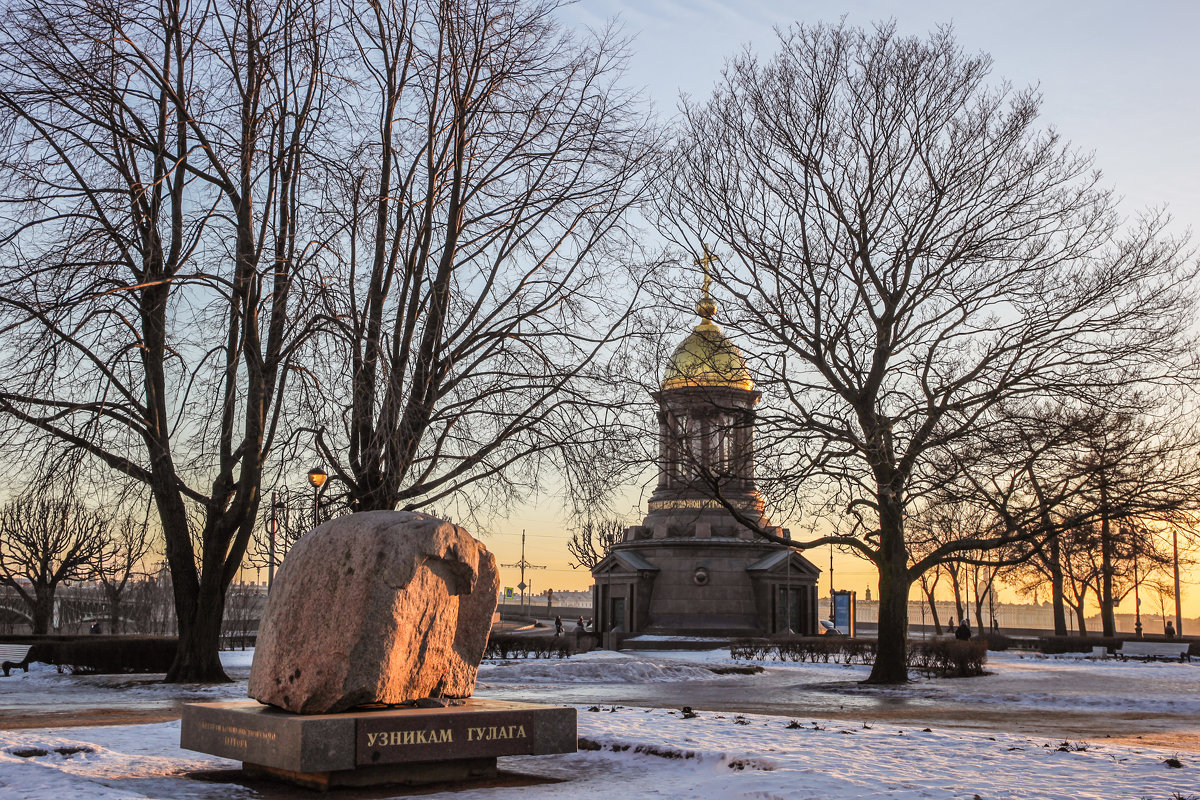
591, 254, 820, 641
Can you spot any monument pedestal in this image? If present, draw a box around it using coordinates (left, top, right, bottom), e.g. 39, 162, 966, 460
181, 698, 576, 791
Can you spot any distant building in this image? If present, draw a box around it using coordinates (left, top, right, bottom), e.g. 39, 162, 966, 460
592, 269, 819, 641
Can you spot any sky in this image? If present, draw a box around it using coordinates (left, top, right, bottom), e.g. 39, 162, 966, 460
477, 1, 1200, 615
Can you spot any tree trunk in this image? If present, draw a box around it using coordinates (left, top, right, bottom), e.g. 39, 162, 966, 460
1098, 474, 1117, 637
949, 572, 965, 625
1074, 603, 1088, 637
1099, 514, 1116, 637
1047, 534, 1068, 636
105, 586, 123, 634
869, 561, 912, 683
867, 492, 911, 684
166, 575, 230, 682
973, 576, 985, 633
920, 576, 942, 635
31, 589, 54, 635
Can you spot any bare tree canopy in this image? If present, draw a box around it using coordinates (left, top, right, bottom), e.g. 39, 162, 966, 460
300, 0, 655, 520
93, 502, 154, 634
0, 0, 334, 679
0, 490, 107, 634
654, 22, 1198, 682
0, 0, 653, 679
948, 395, 1200, 636
566, 517, 626, 570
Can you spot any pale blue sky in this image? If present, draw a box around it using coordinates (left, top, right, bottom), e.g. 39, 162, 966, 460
562, 0, 1199, 235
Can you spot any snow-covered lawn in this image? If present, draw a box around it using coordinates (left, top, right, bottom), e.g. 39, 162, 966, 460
0, 648, 1196, 799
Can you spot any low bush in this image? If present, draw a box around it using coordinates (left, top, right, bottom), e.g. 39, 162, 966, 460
978, 633, 1014, 651
30, 636, 177, 674
731, 637, 988, 677
484, 634, 576, 659
729, 637, 875, 665
907, 639, 987, 677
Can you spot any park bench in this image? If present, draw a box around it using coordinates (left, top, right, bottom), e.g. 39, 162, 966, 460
0, 644, 33, 676
1117, 641, 1191, 662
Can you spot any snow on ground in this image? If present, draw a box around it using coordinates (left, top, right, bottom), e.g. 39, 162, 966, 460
0, 656, 251, 717
478, 649, 721, 685
1, 705, 1195, 799
0, 647, 1197, 799
0, 721, 243, 800
481, 648, 1200, 719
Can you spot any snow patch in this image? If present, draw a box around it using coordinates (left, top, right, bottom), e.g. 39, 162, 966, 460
478, 655, 719, 685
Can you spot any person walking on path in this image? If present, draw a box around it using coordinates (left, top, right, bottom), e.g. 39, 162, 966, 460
955, 619, 972, 641
554, 615, 563, 636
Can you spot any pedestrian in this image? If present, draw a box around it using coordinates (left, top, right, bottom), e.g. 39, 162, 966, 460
89, 621, 101, 635
554, 615, 563, 637
576, 616, 585, 631
955, 619, 971, 641
1165, 620, 1177, 639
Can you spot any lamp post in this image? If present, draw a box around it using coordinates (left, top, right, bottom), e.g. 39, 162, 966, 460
267, 491, 288, 592
1133, 543, 1143, 638
1172, 526, 1183, 636
988, 573, 996, 633
828, 545, 835, 619
785, 544, 793, 635
267, 490, 278, 591
1124, 525, 1143, 637
307, 467, 327, 526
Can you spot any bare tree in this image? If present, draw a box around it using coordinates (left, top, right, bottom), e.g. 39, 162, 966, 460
126, 561, 177, 636
300, 0, 655, 521
245, 487, 339, 580
0, 491, 107, 633
221, 581, 264, 650
908, 498, 997, 632
997, 400, 1200, 636
916, 569, 943, 635
991, 404, 1093, 636
566, 517, 626, 570
0, 0, 331, 679
1061, 522, 1114, 635
655, 22, 1197, 682
1067, 408, 1200, 636
1148, 522, 1199, 635
93, 506, 154, 634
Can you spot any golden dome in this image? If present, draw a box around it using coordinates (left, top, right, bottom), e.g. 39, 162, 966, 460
662, 244, 753, 391
661, 318, 754, 391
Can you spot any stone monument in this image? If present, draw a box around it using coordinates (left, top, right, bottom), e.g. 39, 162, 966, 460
181, 511, 576, 790
591, 249, 820, 641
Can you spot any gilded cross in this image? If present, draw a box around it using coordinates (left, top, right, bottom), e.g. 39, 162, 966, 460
693, 243, 719, 297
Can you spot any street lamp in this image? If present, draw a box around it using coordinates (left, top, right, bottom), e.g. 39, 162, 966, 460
267, 492, 287, 592
307, 467, 327, 526
1132, 537, 1143, 638
1172, 526, 1183, 636
784, 543, 794, 635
